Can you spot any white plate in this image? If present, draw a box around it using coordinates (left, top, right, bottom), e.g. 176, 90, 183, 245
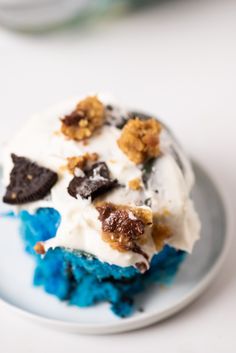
0, 162, 229, 334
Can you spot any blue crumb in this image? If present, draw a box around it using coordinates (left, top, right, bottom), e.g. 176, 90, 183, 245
19, 208, 186, 318
19, 208, 61, 255
0, 211, 16, 218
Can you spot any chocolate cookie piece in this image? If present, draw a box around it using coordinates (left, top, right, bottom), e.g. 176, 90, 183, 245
170, 146, 185, 174
68, 162, 117, 200
128, 111, 152, 121
3, 154, 58, 205
135, 262, 148, 273
105, 105, 128, 129
141, 158, 156, 186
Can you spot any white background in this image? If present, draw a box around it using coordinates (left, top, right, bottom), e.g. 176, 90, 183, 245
0, 0, 236, 352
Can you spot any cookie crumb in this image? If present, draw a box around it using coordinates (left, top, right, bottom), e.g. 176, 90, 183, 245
34, 242, 45, 255
128, 178, 142, 190
96, 202, 152, 260
152, 223, 172, 251
67, 153, 99, 174
53, 130, 61, 136
61, 96, 105, 141
117, 118, 162, 164
135, 262, 148, 273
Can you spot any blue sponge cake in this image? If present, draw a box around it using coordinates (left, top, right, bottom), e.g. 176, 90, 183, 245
2, 94, 200, 317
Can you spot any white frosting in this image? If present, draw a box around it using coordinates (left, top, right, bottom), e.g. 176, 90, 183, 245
2, 94, 201, 268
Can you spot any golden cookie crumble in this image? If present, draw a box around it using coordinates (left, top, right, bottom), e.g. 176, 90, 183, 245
117, 118, 162, 164
128, 178, 142, 190
152, 223, 172, 251
67, 153, 99, 174
61, 96, 105, 141
96, 202, 152, 259
151, 210, 173, 251
34, 242, 46, 255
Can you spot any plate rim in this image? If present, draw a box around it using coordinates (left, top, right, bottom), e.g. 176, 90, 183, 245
0, 161, 231, 334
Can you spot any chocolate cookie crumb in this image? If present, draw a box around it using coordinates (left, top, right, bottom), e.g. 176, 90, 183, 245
129, 242, 149, 261
135, 262, 148, 273
142, 158, 156, 186
68, 162, 117, 200
128, 111, 152, 121
170, 146, 185, 174
144, 198, 152, 207
3, 154, 58, 205
105, 104, 128, 129
138, 307, 144, 313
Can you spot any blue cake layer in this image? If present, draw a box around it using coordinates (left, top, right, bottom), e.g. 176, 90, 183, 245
19, 208, 186, 317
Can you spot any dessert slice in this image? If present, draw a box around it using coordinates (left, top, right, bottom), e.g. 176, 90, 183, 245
2, 95, 200, 317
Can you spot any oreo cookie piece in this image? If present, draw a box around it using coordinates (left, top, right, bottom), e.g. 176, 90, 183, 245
128, 111, 152, 121
68, 162, 118, 200
170, 146, 185, 175
141, 158, 156, 186
105, 105, 129, 129
3, 154, 58, 205
128, 111, 163, 126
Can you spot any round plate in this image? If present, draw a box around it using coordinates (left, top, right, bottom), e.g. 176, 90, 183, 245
0, 162, 229, 334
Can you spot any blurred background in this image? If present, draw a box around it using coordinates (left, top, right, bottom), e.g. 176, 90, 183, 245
0, 0, 235, 172
0, 0, 236, 352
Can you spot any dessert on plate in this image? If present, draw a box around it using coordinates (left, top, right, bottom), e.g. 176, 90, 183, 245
2, 94, 201, 317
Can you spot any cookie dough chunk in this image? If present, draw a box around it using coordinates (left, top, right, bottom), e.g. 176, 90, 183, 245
128, 178, 142, 190
117, 118, 162, 164
61, 96, 105, 141
67, 153, 99, 174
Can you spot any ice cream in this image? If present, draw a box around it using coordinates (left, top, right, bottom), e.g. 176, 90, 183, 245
2, 94, 201, 270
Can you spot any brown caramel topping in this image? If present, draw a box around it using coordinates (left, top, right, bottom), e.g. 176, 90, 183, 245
128, 178, 142, 190
34, 242, 45, 255
61, 96, 105, 141
96, 202, 152, 259
135, 262, 148, 273
117, 118, 162, 164
67, 153, 99, 174
152, 223, 172, 251
99, 206, 145, 239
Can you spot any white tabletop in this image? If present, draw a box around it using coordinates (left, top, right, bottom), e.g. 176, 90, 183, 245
0, 0, 236, 352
